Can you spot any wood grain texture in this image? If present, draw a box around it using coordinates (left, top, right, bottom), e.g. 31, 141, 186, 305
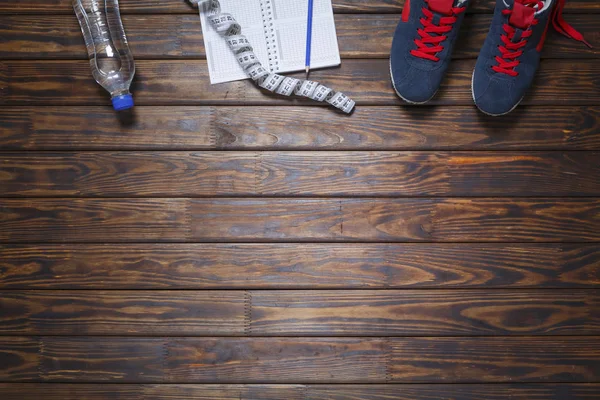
1, 289, 597, 336
248, 290, 600, 336
1, 15, 597, 60
0, 199, 190, 242
0, 152, 258, 197
2, 106, 599, 151
1, 60, 598, 106
1, 244, 598, 289
1, 337, 599, 383
165, 337, 388, 383
2, 198, 598, 242
389, 337, 600, 383
138, 384, 306, 400
0, 337, 40, 381
189, 198, 600, 242
0, 384, 305, 400
0, 15, 202, 60
0, 291, 245, 336
0, 0, 597, 14
2, 384, 600, 400
1, 0, 599, 395
2, 151, 598, 197
0, 337, 387, 383
39, 338, 166, 382
306, 384, 600, 399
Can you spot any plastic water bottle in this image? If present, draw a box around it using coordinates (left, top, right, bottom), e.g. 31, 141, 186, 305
73, 0, 135, 111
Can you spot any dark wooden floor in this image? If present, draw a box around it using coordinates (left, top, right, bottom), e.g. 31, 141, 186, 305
1, 0, 599, 399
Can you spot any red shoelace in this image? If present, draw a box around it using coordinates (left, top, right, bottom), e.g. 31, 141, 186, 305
411, 0, 467, 62
494, 0, 592, 77
552, 0, 592, 48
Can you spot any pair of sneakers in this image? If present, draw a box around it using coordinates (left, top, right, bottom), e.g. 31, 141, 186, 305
390, 0, 591, 116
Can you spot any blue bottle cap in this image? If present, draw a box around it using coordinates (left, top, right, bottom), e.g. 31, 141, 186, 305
112, 94, 134, 111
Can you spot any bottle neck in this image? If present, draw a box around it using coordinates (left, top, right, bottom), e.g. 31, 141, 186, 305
111, 89, 131, 99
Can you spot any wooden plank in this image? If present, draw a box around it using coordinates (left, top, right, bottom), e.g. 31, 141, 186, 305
2, 151, 598, 197
2, 106, 599, 151
1, 244, 598, 289
37, 337, 165, 382
1, 289, 597, 336
0, 0, 597, 14
388, 337, 600, 383
1, 15, 597, 60
0, 15, 203, 60
0, 199, 190, 243
1, 59, 598, 106
0, 291, 245, 336
0, 384, 305, 400
0, 337, 40, 381
138, 384, 306, 400
306, 384, 600, 399
165, 337, 387, 383
0, 337, 388, 383
248, 290, 600, 336
1, 337, 599, 383
188, 198, 600, 242
2, 198, 599, 242
0, 152, 258, 197
3, 384, 600, 400
1, 384, 144, 400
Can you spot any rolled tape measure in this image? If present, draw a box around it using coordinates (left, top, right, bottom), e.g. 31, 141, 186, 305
190, 0, 356, 114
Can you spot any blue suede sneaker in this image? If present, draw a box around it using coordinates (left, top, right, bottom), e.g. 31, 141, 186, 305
390, 0, 469, 104
472, 0, 592, 116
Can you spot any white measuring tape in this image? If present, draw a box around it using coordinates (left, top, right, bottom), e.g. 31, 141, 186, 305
189, 0, 356, 114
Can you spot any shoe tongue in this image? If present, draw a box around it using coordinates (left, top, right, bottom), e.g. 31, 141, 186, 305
509, 1, 536, 29
428, 0, 455, 15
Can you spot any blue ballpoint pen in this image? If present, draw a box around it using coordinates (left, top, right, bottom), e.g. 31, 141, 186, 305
305, 0, 314, 78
